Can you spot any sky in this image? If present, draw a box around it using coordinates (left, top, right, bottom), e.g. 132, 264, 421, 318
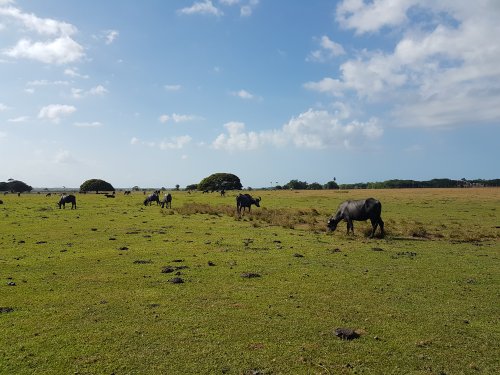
1, 0, 499, 189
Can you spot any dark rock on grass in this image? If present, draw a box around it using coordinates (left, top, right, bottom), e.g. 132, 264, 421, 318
371, 247, 384, 251
36, 241, 47, 244
161, 266, 175, 273
328, 248, 341, 253
172, 259, 184, 263
169, 277, 184, 284
118, 246, 129, 251
91, 228, 98, 231
161, 265, 188, 273
208, 261, 216, 266
293, 253, 304, 258
334, 328, 360, 340
241, 272, 261, 278
0, 307, 14, 313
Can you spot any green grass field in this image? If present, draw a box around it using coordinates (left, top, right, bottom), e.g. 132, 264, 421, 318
1, 189, 499, 374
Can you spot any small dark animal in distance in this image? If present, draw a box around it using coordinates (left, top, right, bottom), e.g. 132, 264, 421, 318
327, 198, 384, 238
160, 193, 172, 208
58, 194, 77, 209
144, 192, 160, 206
236, 193, 261, 213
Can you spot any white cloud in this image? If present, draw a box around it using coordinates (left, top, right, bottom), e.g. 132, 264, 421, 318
0, 5, 77, 36
231, 89, 256, 100
211, 109, 383, 151
131, 135, 192, 150
159, 113, 202, 123
72, 85, 108, 99
38, 104, 76, 123
27, 79, 69, 86
53, 149, 78, 164
240, 0, 259, 17
74, 121, 102, 128
306, 1, 500, 128
5, 36, 85, 64
159, 135, 192, 150
307, 35, 345, 62
64, 68, 89, 79
1, 4, 85, 64
8, 116, 29, 123
105, 30, 119, 44
336, 0, 413, 35
0, 103, 9, 111
178, 1, 223, 16
88, 85, 108, 96
164, 84, 182, 91
219, 0, 239, 5
304, 77, 345, 97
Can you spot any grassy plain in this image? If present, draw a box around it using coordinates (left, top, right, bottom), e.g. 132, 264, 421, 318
0, 188, 499, 374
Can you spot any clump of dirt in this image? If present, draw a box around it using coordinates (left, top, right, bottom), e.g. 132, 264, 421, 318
169, 277, 184, 284
0, 307, 14, 313
293, 253, 304, 258
334, 328, 360, 340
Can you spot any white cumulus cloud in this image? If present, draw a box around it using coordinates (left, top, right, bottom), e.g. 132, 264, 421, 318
212, 109, 383, 151
5, 36, 84, 64
38, 104, 76, 123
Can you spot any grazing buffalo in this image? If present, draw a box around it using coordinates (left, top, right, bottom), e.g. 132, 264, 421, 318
161, 193, 172, 208
143, 192, 160, 206
236, 193, 261, 213
58, 194, 77, 209
327, 198, 384, 238
0, 199, 3, 204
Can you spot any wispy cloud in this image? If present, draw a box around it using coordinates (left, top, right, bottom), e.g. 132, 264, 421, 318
64, 68, 89, 79
307, 35, 345, 62
71, 85, 108, 99
8, 116, 30, 123
0, 103, 9, 111
73, 121, 103, 128
159, 113, 203, 123
131, 135, 192, 150
104, 29, 119, 44
231, 89, 258, 100
178, 1, 223, 17
164, 84, 182, 91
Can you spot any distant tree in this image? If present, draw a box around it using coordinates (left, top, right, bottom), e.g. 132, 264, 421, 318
175, 184, 180, 191
0, 180, 33, 193
325, 180, 339, 189
308, 182, 323, 190
80, 179, 114, 193
284, 179, 308, 190
186, 184, 198, 190
132, 186, 140, 191
198, 173, 242, 191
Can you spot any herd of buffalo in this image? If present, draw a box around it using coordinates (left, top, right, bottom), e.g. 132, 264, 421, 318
48, 191, 384, 238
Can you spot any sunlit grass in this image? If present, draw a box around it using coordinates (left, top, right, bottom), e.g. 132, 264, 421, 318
1, 189, 499, 374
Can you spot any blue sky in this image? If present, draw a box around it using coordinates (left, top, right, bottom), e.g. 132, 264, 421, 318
1, 0, 499, 189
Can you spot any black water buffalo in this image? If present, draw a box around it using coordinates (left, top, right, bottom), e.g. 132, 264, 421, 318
236, 193, 261, 213
143, 192, 160, 206
327, 198, 384, 238
161, 193, 172, 208
58, 194, 77, 209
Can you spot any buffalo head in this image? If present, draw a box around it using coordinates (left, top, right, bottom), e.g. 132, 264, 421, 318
255, 197, 262, 207
327, 217, 338, 232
